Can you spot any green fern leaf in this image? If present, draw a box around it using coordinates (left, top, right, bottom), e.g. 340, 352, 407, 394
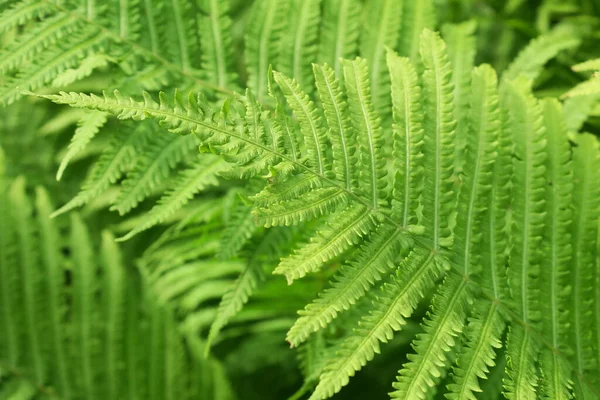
502, 24, 581, 82
286, 225, 409, 347
502, 77, 547, 400
358, 0, 402, 111
419, 29, 457, 250
110, 131, 200, 215
398, 0, 436, 61
278, 0, 321, 91
309, 248, 440, 400
118, 155, 227, 241
317, 0, 361, 77
313, 63, 357, 190
391, 276, 471, 400
274, 206, 378, 284
342, 57, 388, 208
245, 0, 289, 102
273, 70, 328, 175
57, 110, 107, 181
387, 50, 424, 228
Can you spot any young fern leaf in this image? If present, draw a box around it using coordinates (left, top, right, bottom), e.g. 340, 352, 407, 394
197, 0, 237, 90
317, 0, 362, 76
502, 77, 547, 400
398, 0, 436, 61
502, 24, 581, 82
313, 63, 357, 190
118, 155, 227, 241
387, 50, 424, 228
278, 0, 322, 92
274, 205, 378, 284
286, 225, 409, 347
52, 122, 146, 217
391, 276, 471, 400
538, 98, 575, 400
419, 29, 456, 250
359, 0, 402, 112
245, 0, 289, 102
310, 248, 440, 400
57, 110, 108, 181
571, 133, 600, 395
110, 131, 200, 215
342, 57, 388, 209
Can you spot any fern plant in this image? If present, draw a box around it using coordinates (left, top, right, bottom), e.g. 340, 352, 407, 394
2, 0, 600, 399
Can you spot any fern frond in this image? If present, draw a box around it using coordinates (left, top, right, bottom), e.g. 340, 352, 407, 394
442, 21, 477, 173
197, 0, 237, 90
110, 131, 199, 215
342, 58, 388, 208
419, 29, 456, 250
317, 0, 361, 76
502, 77, 547, 400
278, 0, 321, 91
118, 155, 226, 241
254, 187, 348, 227
453, 64, 500, 277
313, 63, 357, 191
310, 248, 440, 400
391, 276, 471, 400
273, 70, 328, 175
56, 110, 107, 181
387, 50, 424, 228
274, 206, 378, 284
70, 212, 100, 397
245, 0, 289, 102
562, 94, 600, 132
570, 133, 600, 389
538, 98, 574, 400
0, 13, 80, 75
8, 177, 45, 383
398, 0, 437, 61
207, 227, 294, 351
0, 28, 109, 105
218, 199, 258, 260
358, 0, 402, 111
502, 24, 581, 82
34, 186, 70, 397
0, 0, 56, 35
564, 74, 600, 98
504, 326, 539, 399
286, 225, 408, 347
445, 302, 505, 400
52, 122, 147, 216
572, 58, 600, 72
100, 230, 127, 400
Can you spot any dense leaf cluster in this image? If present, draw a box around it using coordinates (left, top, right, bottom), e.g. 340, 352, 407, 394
1, 0, 600, 399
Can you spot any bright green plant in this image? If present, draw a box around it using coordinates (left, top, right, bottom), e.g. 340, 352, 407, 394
1, 1, 600, 399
